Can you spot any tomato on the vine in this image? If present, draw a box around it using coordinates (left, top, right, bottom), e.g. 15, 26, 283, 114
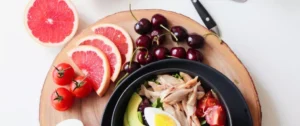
51, 88, 74, 111
52, 63, 75, 85
70, 76, 92, 98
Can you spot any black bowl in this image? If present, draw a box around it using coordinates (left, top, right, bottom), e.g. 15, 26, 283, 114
109, 59, 252, 126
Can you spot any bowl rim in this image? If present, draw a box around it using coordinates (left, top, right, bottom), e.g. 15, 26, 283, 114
102, 59, 252, 126
111, 61, 252, 126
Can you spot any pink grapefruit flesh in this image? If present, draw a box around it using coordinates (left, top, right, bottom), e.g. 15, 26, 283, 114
92, 24, 133, 63
25, 0, 78, 46
68, 45, 111, 96
77, 35, 122, 82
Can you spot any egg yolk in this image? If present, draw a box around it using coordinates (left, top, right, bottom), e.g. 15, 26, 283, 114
154, 114, 176, 126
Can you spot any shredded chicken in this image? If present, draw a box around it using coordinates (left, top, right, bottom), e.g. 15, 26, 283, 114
139, 85, 160, 102
157, 74, 185, 86
191, 114, 201, 126
163, 103, 176, 117
148, 81, 169, 92
178, 76, 199, 89
180, 72, 193, 82
139, 74, 208, 126
174, 103, 189, 126
187, 84, 199, 106
163, 88, 194, 105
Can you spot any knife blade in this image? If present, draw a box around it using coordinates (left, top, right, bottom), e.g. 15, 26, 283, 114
232, 0, 247, 3
191, 0, 221, 36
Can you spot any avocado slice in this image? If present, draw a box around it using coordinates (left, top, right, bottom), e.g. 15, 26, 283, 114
124, 93, 144, 126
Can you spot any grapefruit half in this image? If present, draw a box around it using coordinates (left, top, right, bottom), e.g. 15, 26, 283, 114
68, 46, 111, 96
24, 0, 79, 46
92, 24, 133, 62
76, 35, 122, 82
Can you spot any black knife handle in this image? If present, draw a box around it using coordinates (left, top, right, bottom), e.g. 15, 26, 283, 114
191, 0, 216, 29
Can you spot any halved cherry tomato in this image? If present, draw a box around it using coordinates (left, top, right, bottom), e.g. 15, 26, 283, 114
205, 105, 226, 126
51, 88, 74, 111
52, 63, 75, 85
196, 91, 219, 117
70, 76, 92, 98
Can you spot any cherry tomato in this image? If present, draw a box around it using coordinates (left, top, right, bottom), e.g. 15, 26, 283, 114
51, 88, 74, 111
70, 76, 92, 98
52, 63, 75, 85
196, 91, 220, 117
205, 105, 226, 126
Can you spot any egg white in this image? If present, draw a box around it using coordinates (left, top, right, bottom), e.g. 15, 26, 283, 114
144, 107, 180, 126
56, 119, 83, 126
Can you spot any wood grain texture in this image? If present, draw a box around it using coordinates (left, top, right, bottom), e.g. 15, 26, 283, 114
39, 9, 261, 126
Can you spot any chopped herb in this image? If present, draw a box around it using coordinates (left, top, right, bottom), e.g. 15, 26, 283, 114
149, 78, 160, 84
172, 73, 183, 79
200, 120, 207, 125
143, 81, 150, 87
152, 98, 163, 108
137, 111, 143, 124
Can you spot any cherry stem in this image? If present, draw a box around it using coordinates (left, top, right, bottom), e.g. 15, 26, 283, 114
203, 32, 222, 44
115, 73, 129, 87
167, 55, 179, 59
160, 24, 178, 42
129, 3, 138, 22
152, 33, 168, 45
129, 48, 140, 67
129, 47, 148, 66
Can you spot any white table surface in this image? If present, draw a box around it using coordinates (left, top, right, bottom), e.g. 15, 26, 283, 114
0, 0, 299, 125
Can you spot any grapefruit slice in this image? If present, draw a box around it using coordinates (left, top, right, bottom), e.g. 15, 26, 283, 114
68, 46, 111, 96
76, 35, 122, 82
24, 0, 79, 46
92, 24, 133, 62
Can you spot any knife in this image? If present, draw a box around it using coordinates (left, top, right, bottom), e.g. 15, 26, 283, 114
191, 0, 221, 36
232, 0, 247, 3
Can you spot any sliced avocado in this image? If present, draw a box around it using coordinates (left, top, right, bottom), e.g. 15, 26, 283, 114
137, 111, 143, 124
124, 93, 144, 126
123, 109, 130, 126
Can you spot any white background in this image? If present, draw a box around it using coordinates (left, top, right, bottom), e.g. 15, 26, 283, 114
0, 0, 299, 125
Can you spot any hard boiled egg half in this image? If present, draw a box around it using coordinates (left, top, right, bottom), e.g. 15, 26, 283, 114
56, 119, 83, 126
144, 107, 180, 126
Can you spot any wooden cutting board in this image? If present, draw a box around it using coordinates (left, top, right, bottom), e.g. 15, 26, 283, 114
39, 9, 261, 126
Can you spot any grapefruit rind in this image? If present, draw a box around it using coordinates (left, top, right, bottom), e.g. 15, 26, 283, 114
76, 35, 122, 82
67, 45, 111, 96
24, 0, 79, 47
91, 23, 133, 62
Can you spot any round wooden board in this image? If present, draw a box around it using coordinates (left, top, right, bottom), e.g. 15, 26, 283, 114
39, 9, 261, 126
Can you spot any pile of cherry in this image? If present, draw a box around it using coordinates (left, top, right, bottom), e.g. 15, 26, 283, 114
119, 8, 208, 81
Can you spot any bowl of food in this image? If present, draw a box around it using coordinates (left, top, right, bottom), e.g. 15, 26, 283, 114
110, 59, 252, 126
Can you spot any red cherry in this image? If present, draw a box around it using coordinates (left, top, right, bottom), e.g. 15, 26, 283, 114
136, 35, 152, 49
153, 46, 169, 60
123, 62, 141, 73
137, 51, 155, 65
170, 47, 186, 59
187, 34, 205, 49
134, 18, 152, 35
150, 29, 166, 45
151, 14, 168, 30
187, 48, 204, 62
170, 26, 188, 42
